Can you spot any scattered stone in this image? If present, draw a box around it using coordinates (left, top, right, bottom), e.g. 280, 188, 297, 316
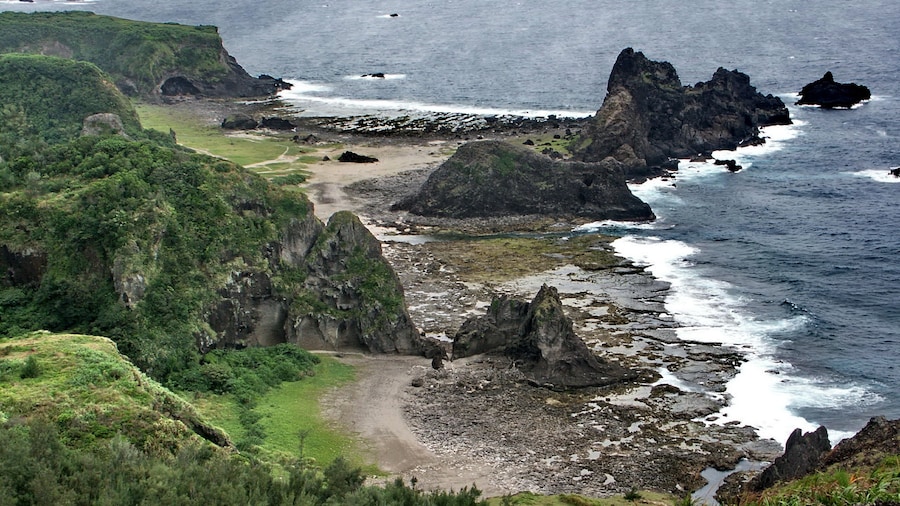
797, 71, 871, 109
523, 139, 535, 145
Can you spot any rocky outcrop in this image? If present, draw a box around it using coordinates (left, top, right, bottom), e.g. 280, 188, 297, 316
259, 117, 296, 131
822, 416, 900, 469
338, 151, 379, 163
159, 51, 291, 98
287, 211, 425, 354
1, 246, 47, 287
221, 113, 259, 130
452, 285, 637, 390
748, 426, 832, 491
797, 72, 871, 109
81, 113, 128, 137
393, 140, 654, 221
575, 48, 790, 180
890, 167, 900, 178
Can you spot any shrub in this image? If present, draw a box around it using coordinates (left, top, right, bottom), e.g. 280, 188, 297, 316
19, 354, 40, 379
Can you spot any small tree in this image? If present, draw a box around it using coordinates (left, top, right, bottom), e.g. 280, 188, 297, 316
20, 355, 40, 379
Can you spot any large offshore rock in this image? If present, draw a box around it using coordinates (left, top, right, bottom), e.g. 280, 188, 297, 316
797, 71, 871, 109
394, 140, 654, 221
453, 285, 637, 389
575, 48, 790, 180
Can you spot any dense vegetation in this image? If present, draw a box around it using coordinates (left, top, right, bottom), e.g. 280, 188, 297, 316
0, 333, 485, 505
0, 53, 143, 145
0, 11, 230, 95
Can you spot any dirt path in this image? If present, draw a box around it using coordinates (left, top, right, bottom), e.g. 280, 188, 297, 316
320, 354, 511, 497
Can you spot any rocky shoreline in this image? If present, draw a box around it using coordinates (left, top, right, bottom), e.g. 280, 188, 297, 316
166, 96, 787, 499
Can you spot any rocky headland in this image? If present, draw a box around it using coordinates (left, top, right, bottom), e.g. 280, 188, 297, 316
574, 48, 791, 181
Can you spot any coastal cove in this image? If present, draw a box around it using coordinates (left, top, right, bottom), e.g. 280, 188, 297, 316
2, 0, 899, 502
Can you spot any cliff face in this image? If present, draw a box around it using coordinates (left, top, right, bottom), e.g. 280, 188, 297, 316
575, 48, 790, 180
394, 140, 654, 222
0, 11, 288, 98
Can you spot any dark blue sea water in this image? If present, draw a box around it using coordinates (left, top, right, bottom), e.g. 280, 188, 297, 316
5, 0, 899, 443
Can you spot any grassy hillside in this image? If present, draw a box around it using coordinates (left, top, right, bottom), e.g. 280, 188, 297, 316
0, 11, 230, 96
0, 332, 227, 453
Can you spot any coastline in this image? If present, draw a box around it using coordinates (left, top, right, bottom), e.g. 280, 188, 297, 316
152, 97, 787, 498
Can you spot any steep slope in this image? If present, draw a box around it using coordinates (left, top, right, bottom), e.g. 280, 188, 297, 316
0, 11, 288, 97
0, 54, 424, 385
0, 332, 230, 452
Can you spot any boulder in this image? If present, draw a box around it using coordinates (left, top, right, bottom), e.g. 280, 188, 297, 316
260, 117, 296, 131
714, 159, 743, 172
575, 48, 790, 180
890, 167, 900, 178
393, 140, 654, 221
452, 285, 637, 390
797, 71, 871, 109
81, 113, 128, 137
748, 426, 832, 491
221, 114, 258, 130
338, 151, 379, 163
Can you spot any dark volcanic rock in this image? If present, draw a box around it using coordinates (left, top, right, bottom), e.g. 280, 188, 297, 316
452, 285, 637, 390
338, 151, 379, 163
160, 52, 291, 98
822, 416, 900, 469
891, 167, 900, 178
393, 140, 654, 221
259, 117, 296, 131
575, 48, 790, 180
221, 113, 259, 130
748, 426, 832, 491
797, 71, 871, 109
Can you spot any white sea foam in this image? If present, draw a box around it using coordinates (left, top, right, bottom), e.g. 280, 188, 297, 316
278, 79, 595, 118
610, 235, 871, 445
849, 169, 900, 183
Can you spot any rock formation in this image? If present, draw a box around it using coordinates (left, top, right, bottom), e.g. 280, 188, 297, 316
574, 48, 790, 180
287, 211, 425, 354
338, 151, 380, 163
393, 140, 654, 221
452, 285, 637, 390
159, 52, 291, 98
221, 113, 259, 130
797, 71, 871, 109
748, 426, 832, 491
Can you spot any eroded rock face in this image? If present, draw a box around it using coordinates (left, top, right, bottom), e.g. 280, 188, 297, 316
81, 113, 128, 137
575, 48, 790, 180
159, 51, 291, 98
452, 284, 637, 389
288, 211, 425, 354
0, 245, 47, 287
748, 426, 832, 491
394, 140, 654, 221
797, 71, 871, 109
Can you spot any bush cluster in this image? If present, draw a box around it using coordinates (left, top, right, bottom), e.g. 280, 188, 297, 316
0, 419, 487, 506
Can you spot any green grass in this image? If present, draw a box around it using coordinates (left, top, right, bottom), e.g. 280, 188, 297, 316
134, 103, 316, 174
256, 356, 359, 465
191, 355, 362, 467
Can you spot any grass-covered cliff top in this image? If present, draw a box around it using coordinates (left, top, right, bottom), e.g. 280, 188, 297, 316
0, 332, 225, 454
0, 11, 230, 95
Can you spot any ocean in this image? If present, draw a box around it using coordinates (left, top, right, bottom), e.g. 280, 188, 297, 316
5, 0, 899, 445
